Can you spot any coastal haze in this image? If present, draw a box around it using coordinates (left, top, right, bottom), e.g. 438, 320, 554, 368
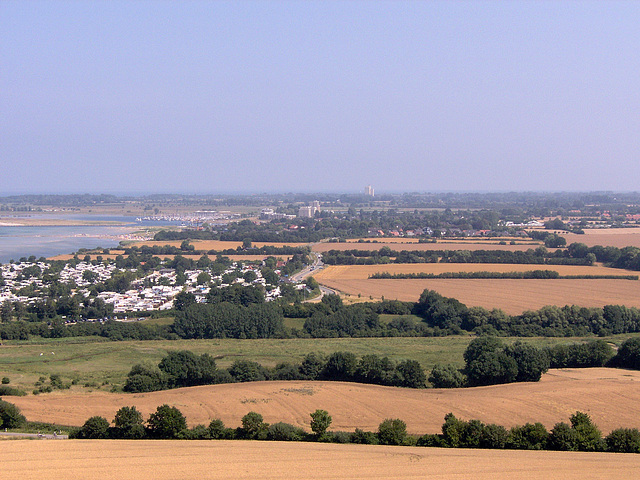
2, 1, 640, 194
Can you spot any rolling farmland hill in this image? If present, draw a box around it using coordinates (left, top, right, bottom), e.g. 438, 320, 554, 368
10, 368, 640, 435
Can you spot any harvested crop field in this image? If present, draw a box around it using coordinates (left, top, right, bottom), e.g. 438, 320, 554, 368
564, 229, 640, 248
314, 263, 633, 279
10, 369, 640, 435
315, 277, 640, 313
2, 440, 638, 480
313, 242, 543, 252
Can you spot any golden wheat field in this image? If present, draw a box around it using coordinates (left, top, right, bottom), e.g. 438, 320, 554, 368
313, 242, 543, 252
314, 263, 632, 280
10, 369, 640, 435
314, 275, 640, 314
2, 440, 638, 480
564, 229, 640, 248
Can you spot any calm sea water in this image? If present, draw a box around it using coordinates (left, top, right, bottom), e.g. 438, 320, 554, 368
0, 215, 180, 263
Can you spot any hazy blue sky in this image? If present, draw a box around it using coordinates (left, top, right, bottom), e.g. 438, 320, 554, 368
2, 1, 639, 194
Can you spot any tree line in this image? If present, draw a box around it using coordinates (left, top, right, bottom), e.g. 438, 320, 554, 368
370, 270, 638, 280
58, 402, 640, 453
320, 243, 640, 272
123, 349, 427, 393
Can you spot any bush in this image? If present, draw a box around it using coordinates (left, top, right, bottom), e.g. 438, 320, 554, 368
208, 419, 228, 439
322, 352, 357, 381
327, 431, 352, 444
267, 422, 304, 441
113, 406, 145, 439
549, 422, 579, 451
504, 341, 549, 382
377, 418, 408, 445
570, 411, 603, 452
123, 363, 166, 393
0, 385, 27, 396
351, 428, 378, 445
310, 409, 332, 438
611, 337, 640, 370
428, 364, 465, 388
480, 424, 509, 449
178, 424, 210, 440
605, 428, 640, 453
395, 359, 427, 388
75, 416, 110, 439
228, 360, 267, 382
1, 377, 9, 384
241, 411, 268, 439
0, 399, 26, 429
441, 413, 466, 448
147, 404, 187, 439
507, 422, 549, 450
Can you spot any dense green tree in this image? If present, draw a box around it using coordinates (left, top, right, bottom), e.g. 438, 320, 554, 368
508, 422, 549, 450
549, 422, 579, 451
570, 411, 603, 452
321, 294, 343, 312
1, 301, 12, 322
310, 409, 332, 438
241, 411, 268, 439
113, 406, 145, 439
428, 364, 465, 388
479, 423, 509, 449
76, 416, 110, 439
158, 350, 217, 388
441, 413, 466, 448
208, 419, 228, 439
504, 341, 549, 382
322, 351, 357, 381
395, 359, 426, 388
605, 428, 640, 453
123, 363, 167, 393
377, 418, 408, 445
612, 337, 640, 370
355, 354, 396, 385
228, 359, 267, 382
466, 351, 518, 386
300, 352, 326, 379
147, 404, 187, 439
0, 399, 26, 429
267, 422, 304, 441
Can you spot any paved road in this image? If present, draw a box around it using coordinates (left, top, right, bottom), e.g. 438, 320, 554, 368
290, 252, 337, 300
0, 431, 68, 439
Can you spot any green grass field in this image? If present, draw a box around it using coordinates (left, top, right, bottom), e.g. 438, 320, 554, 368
1, 333, 638, 394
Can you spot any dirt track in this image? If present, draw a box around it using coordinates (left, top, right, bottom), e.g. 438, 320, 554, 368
10, 368, 640, 434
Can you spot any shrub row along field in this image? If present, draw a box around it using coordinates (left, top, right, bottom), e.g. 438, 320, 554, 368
59, 403, 640, 455
8, 368, 640, 435
4, 440, 639, 480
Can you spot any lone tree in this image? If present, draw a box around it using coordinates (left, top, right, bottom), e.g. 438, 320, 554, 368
147, 404, 187, 439
310, 409, 332, 438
